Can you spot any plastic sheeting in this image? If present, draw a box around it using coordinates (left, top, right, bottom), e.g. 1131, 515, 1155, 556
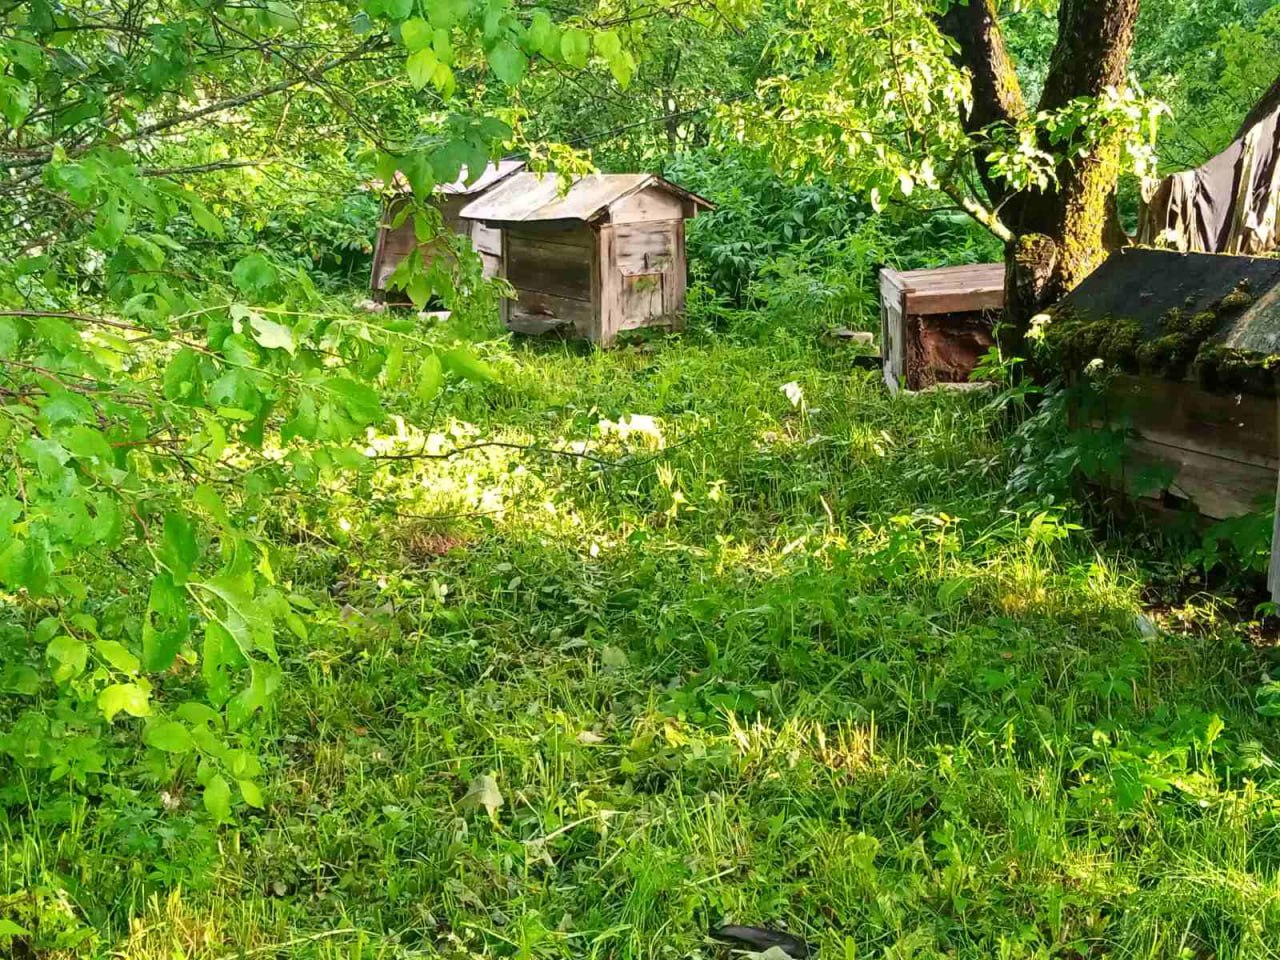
1137, 103, 1280, 255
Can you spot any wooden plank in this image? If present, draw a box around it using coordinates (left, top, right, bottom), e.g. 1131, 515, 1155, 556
506, 223, 595, 248
509, 288, 594, 339
666, 219, 687, 328
904, 289, 1004, 315
1106, 374, 1278, 467
609, 188, 685, 225
469, 218, 503, 257
598, 225, 619, 345
1123, 436, 1275, 519
619, 272, 665, 330
895, 262, 1005, 291
614, 223, 676, 275
590, 221, 604, 344
880, 271, 906, 392
884, 262, 1005, 316
506, 234, 592, 300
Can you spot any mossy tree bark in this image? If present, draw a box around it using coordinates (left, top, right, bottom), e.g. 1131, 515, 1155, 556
936, 0, 1141, 354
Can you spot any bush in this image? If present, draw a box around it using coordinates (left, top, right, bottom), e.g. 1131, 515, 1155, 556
666, 146, 1003, 336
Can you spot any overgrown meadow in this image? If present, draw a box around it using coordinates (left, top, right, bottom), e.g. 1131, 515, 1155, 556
5, 147, 1280, 959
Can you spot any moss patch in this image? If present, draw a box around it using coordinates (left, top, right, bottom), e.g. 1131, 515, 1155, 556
1044, 279, 1279, 392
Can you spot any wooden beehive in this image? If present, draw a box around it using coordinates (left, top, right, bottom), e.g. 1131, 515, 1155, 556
369, 160, 524, 302
1051, 248, 1280, 522
459, 172, 713, 346
879, 263, 1004, 392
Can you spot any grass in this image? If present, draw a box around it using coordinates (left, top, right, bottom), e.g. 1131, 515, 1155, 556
6, 318, 1280, 959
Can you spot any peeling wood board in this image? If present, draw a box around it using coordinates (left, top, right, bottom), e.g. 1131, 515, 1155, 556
1121, 436, 1275, 519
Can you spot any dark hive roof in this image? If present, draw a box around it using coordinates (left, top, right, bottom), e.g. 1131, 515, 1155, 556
1057, 248, 1280, 353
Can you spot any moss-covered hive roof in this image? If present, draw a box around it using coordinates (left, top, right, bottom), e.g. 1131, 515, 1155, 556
1057, 248, 1280, 351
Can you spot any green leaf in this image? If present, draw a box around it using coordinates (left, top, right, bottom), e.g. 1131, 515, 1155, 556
432, 62, 456, 98
238, 778, 265, 808
0, 919, 30, 937
193, 484, 230, 527
383, 0, 412, 19
202, 621, 237, 706
94, 639, 140, 675
325, 376, 384, 426
160, 512, 199, 584
384, 343, 405, 386
401, 16, 432, 50
526, 9, 553, 53
443, 346, 496, 383
231, 254, 278, 297
0, 317, 20, 357
263, 0, 301, 30
146, 719, 195, 753
1, 664, 40, 695
189, 197, 224, 237
486, 39, 526, 86
417, 353, 444, 404
593, 29, 621, 59
561, 28, 590, 68
177, 701, 223, 728
608, 50, 635, 89
94, 195, 129, 247
143, 573, 189, 671
407, 272, 432, 309
63, 424, 115, 468
204, 773, 233, 821
426, 0, 467, 28
199, 573, 274, 661
47, 633, 88, 681
432, 27, 454, 64
1112, 762, 1145, 812
163, 348, 204, 403
226, 661, 282, 730
247, 314, 296, 354
282, 390, 318, 443
98, 682, 151, 721
407, 47, 438, 90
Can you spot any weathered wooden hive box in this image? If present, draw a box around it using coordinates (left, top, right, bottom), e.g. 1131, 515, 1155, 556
369, 160, 524, 302
459, 172, 713, 346
1049, 247, 1280, 519
879, 263, 1004, 392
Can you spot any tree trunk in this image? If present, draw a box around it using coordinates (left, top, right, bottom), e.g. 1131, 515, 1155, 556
937, 0, 1141, 352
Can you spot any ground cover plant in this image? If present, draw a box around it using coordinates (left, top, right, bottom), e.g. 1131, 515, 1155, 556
6, 309, 1280, 958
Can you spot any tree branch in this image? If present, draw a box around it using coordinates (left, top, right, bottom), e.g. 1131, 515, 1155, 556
934, 0, 1025, 208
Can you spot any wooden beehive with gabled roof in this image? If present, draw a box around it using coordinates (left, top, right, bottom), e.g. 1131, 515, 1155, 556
459, 172, 713, 346
369, 160, 525, 302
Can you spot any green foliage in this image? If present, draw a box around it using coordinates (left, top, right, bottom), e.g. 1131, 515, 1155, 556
0, 0, 619, 833
4, 0, 1280, 954
668, 147, 999, 334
